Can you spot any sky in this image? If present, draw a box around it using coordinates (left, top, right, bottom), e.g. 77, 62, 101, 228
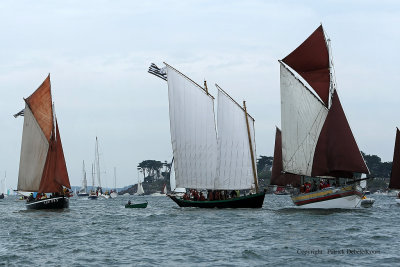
1, 0, 399, 189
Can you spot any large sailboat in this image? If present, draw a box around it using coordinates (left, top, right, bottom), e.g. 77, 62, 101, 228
389, 128, 400, 205
276, 25, 369, 208
14, 75, 71, 209
150, 63, 265, 208
78, 160, 89, 197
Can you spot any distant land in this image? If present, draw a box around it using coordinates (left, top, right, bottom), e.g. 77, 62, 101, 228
72, 153, 393, 195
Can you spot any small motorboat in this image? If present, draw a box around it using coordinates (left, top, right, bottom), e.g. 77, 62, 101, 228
360, 196, 375, 208
125, 200, 148, 209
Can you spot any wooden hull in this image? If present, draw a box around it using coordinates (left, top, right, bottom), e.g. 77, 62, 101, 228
168, 191, 266, 208
26, 196, 69, 210
291, 185, 363, 208
125, 202, 148, 208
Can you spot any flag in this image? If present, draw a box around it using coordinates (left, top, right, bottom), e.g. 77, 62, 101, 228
13, 109, 24, 118
148, 63, 167, 81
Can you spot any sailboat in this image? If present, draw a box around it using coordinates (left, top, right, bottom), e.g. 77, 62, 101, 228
14, 74, 71, 209
135, 180, 145, 196
94, 137, 109, 198
389, 128, 400, 205
78, 160, 89, 197
110, 167, 118, 198
169, 159, 185, 197
0, 172, 5, 199
150, 63, 265, 208
276, 25, 370, 208
88, 163, 98, 200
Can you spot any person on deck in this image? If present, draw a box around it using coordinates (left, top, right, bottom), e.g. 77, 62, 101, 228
199, 192, 205, 201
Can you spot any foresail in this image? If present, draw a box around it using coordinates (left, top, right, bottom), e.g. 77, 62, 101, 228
166, 64, 218, 189
280, 63, 328, 176
311, 91, 369, 177
18, 105, 49, 192
215, 88, 255, 190
282, 25, 330, 106
389, 128, 400, 189
54, 120, 70, 189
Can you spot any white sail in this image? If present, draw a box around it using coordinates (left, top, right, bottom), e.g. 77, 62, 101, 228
169, 160, 185, 193
166, 65, 218, 189
360, 174, 367, 189
17, 105, 49, 192
80, 160, 87, 193
136, 182, 144, 195
280, 63, 328, 176
215, 88, 256, 190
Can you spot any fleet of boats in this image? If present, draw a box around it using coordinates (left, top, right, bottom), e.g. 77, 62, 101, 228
4, 25, 399, 211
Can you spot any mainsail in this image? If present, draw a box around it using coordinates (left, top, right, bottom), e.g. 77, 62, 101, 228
80, 160, 88, 193
215, 85, 257, 190
166, 64, 218, 189
389, 128, 400, 189
280, 25, 369, 179
17, 75, 70, 193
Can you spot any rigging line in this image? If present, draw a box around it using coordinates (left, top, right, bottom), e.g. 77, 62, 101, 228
163, 62, 215, 99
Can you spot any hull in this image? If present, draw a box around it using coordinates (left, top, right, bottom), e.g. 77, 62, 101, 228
26, 196, 69, 210
360, 198, 375, 208
88, 195, 98, 200
125, 202, 147, 208
0, 194, 4, 199
110, 192, 118, 198
168, 191, 266, 209
77, 193, 89, 197
291, 185, 363, 209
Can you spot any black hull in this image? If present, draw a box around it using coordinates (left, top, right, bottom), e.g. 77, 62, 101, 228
88, 195, 98, 200
77, 193, 89, 197
168, 191, 266, 208
26, 196, 69, 210
0, 194, 4, 199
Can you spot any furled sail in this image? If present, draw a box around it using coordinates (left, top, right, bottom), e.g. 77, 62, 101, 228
282, 25, 330, 106
270, 127, 301, 187
166, 64, 218, 189
215, 85, 256, 190
280, 63, 328, 176
17, 75, 70, 193
389, 128, 400, 189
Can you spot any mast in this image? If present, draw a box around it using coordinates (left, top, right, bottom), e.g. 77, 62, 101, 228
114, 167, 116, 191
243, 101, 258, 193
91, 163, 95, 189
95, 137, 101, 188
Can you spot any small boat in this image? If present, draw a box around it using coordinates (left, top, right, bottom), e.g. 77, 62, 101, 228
389, 128, 400, 204
360, 196, 375, 208
78, 160, 89, 197
88, 192, 98, 200
0, 193, 4, 200
125, 200, 148, 208
110, 167, 118, 198
150, 63, 265, 208
14, 75, 71, 210
274, 25, 370, 208
87, 164, 98, 199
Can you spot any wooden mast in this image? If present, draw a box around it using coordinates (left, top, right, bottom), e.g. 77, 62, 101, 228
243, 101, 258, 193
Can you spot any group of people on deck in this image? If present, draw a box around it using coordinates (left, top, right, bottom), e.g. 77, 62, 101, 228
27, 188, 71, 202
300, 180, 333, 194
182, 189, 241, 201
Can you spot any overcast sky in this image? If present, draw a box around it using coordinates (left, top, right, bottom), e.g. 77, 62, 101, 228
1, 0, 399, 189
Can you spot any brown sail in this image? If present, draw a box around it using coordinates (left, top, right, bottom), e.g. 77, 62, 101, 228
54, 120, 70, 189
389, 128, 400, 189
311, 91, 369, 177
25, 74, 53, 141
282, 25, 330, 106
270, 127, 301, 187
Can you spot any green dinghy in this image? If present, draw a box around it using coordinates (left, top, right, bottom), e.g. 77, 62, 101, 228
125, 201, 148, 208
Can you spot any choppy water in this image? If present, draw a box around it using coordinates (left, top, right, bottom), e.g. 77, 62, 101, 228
1, 194, 399, 266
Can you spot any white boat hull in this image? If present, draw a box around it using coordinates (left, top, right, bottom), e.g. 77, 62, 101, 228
110, 192, 118, 198
291, 185, 363, 209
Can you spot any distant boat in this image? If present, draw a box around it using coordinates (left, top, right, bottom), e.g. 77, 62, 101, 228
88, 163, 98, 200
150, 63, 265, 208
14, 75, 71, 209
275, 25, 369, 208
0, 172, 5, 199
135, 181, 145, 196
169, 158, 185, 197
389, 128, 400, 205
125, 200, 147, 209
359, 174, 375, 208
78, 160, 89, 197
110, 167, 118, 198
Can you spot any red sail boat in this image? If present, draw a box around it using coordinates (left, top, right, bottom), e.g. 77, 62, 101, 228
15, 75, 71, 209
389, 128, 400, 204
278, 25, 370, 208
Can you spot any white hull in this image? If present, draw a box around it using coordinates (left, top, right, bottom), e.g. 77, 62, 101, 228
361, 198, 375, 208
110, 192, 118, 198
150, 192, 165, 197
102, 194, 110, 199
295, 194, 363, 209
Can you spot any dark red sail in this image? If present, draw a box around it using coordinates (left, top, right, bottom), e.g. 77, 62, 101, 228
389, 128, 400, 189
54, 120, 70, 189
311, 91, 369, 177
282, 25, 330, 106
270, 127, 301, 186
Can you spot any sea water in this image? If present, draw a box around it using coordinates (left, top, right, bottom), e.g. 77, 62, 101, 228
0, 195, 399, 266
